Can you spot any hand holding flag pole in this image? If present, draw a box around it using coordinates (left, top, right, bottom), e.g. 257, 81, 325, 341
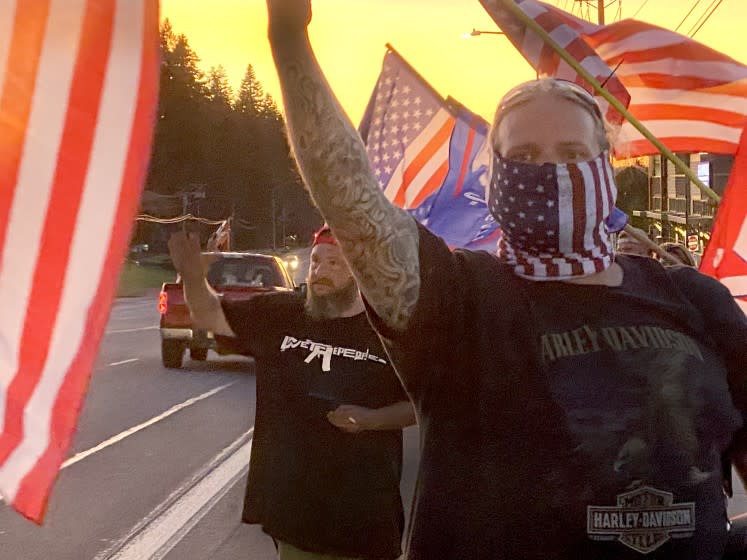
496, 0, 721, 205
624, 226, 682, 266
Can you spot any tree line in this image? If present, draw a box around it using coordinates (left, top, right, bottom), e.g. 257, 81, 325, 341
139, 19, 321, 252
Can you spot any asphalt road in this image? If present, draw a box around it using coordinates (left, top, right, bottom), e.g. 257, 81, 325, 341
0, 293, 419, 560
1, 292, 746, 560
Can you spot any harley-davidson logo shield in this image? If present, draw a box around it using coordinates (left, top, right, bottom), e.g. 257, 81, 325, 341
587, 486, 695, 554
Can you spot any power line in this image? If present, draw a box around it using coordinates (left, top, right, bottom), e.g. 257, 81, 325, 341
136, 213, 225, 225
686, 0, 718, 37
674, 0, 702, 32
690, 0, 724, 38
631, 0, 650, 19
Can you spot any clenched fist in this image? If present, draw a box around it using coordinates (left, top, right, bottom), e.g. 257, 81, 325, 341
266, 0, 312, 36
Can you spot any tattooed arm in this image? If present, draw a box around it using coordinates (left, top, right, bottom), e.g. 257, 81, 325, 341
266, 0, 419, 332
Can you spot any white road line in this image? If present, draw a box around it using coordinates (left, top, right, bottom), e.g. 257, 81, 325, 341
106, 325, 158, 334
108, 358, 139, 367
61, 381, 237, 469
95, 429, 254, 560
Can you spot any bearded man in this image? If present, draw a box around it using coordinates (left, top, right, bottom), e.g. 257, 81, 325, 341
167, 226, 415, 560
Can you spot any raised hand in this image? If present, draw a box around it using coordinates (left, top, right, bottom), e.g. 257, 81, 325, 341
327, 404, 377, 434
266, 0, 312, 36
167, 231, 203, 283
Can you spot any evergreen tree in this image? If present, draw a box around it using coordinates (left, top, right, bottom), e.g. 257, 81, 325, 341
207, 65, 233, 107
235, 64, 265, 116
160, 18, 177, 53
147, 26, 209, 194
142, 24, 320, 250
259, 92, 281, 120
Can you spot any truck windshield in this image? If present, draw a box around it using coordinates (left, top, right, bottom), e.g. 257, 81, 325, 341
206, 257, 284, 288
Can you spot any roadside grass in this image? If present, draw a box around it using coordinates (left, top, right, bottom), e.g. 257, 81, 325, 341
117, 259, 175, 298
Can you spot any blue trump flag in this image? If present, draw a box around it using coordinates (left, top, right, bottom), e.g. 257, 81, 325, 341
414, 98, 501, 250
359, 46, 500, 251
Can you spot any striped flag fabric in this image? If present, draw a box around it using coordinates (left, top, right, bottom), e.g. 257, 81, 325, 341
479, 0, 747, 157
492, 152, 617, 278
700, 126, 747, 314
359, 49, 456, 211
584, 20, 747, 156
0, 0, 159, 522
478, 0, 631, 125
359, 48, 500, 249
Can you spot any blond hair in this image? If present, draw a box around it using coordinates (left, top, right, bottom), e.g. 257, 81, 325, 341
489, 78, 612, 154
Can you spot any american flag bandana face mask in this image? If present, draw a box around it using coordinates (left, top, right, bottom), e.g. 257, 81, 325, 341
488, 150, 617, 280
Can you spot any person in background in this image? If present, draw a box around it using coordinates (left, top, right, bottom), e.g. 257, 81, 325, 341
168, 225, 416, 560
265, 1, 747, 557
659, 242, 697, 267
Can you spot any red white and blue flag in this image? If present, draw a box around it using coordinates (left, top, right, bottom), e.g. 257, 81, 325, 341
700, 126, 747, 315
479, 0, 747, 157
359, 48, 500, 250
585, 19, 747, 156
478, 0, 631, 126
0, 0, 159, 522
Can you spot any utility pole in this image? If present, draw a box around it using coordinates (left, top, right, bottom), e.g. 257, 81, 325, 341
575, 0, 605, 25
230, 203, 235, 250
271, 188, 277, 251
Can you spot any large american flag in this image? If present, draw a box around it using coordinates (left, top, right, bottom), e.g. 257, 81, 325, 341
359, 48, 500, 249
359, 49, 455, 210
584, 19, 747, 156
0, 0, 159, 522
480, 0, 747, 157
478, 0, 631, 126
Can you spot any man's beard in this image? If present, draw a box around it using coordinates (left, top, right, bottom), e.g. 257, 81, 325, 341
305, 277, 358, 320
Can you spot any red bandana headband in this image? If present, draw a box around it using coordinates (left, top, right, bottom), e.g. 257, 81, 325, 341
312, 225, 337, 247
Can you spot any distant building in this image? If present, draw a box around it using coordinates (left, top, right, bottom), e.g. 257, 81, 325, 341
613, 153, 733, 255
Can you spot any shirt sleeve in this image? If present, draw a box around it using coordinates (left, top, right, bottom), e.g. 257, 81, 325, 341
668, 266, 747, 409
216, 294, 295, 358
364, 223, 472, 400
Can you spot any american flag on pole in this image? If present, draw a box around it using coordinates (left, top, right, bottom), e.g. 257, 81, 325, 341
584, 19, 747, 156
700, 126, 747, 315
359, 47, 500, 249
481, 0, 747, 157
478, 0, 631, 126
0, 0, 159, 522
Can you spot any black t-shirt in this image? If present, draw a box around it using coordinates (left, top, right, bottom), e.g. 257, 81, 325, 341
219, 292, 408, 559
367, 224, 747, 560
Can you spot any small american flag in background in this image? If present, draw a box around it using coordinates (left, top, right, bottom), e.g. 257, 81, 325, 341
478, 0, 631, 126
0, 0, 159, 522
359, 49, 455, 210
359, 48, 500, 250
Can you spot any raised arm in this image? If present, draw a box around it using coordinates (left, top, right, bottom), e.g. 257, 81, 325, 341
167, 232, 234, 337
266, 0, 420, 332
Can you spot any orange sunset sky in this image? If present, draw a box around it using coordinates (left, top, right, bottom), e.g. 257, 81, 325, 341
160, 0, 747, 124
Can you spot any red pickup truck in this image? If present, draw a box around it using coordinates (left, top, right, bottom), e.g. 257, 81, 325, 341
158, 252, 297, 368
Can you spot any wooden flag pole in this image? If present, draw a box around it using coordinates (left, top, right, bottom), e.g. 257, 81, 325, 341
623, 226, 683, 265
497, 0, 722, 204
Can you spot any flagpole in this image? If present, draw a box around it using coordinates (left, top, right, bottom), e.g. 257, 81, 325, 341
497, 0, 721, 204
384, 43, 449, 106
